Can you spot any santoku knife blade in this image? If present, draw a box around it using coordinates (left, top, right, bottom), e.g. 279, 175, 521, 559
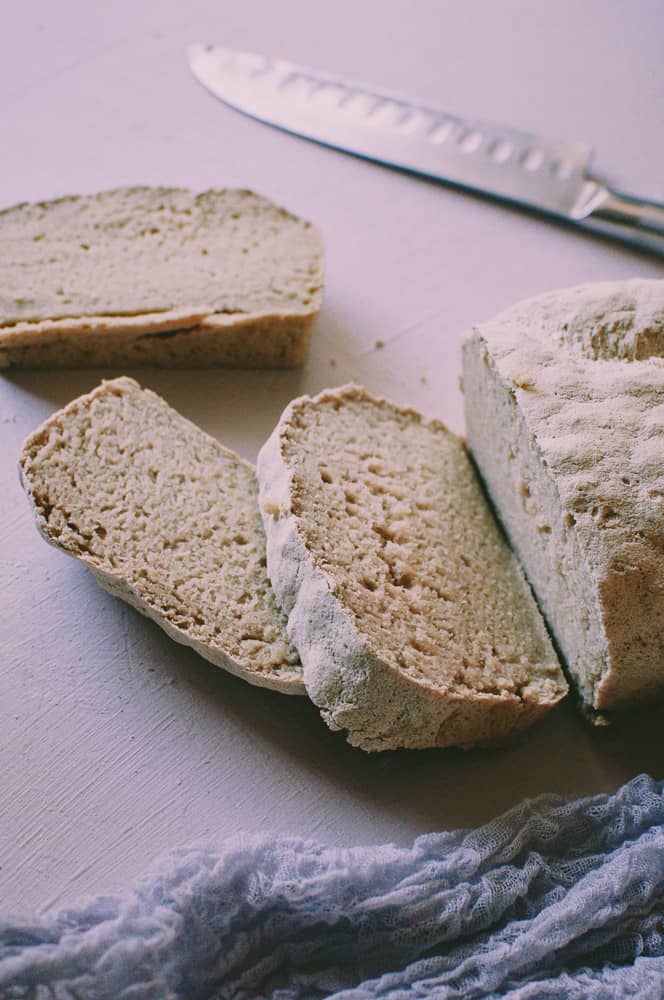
188, 44, 664, 256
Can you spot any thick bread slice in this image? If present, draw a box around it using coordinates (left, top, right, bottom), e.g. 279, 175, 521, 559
256, 385, 566, 751
462, 278, 664, 716
19, 377, 304, 694
0, 187, 323, 368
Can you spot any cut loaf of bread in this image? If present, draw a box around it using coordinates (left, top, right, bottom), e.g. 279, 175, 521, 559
462, 278, 664, 717
257, 385, 567, 751
0, 187, 323, 368
19, 377, 304, 694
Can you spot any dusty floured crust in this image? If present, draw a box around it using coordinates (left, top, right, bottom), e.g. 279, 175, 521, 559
0, 186, 323, 368
463, 278, 664, 714
19, 377, 305, 695
257, 385, 566, 751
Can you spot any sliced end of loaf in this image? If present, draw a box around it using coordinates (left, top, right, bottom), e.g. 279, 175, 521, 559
462, 279, 664, 714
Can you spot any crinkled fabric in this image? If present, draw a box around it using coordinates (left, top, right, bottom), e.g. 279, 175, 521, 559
1, 774, 663, 999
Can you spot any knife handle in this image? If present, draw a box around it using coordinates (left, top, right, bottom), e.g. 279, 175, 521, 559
579, 184, 664, 257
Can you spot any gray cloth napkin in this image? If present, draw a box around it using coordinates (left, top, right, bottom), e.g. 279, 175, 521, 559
1, 773, 663, 999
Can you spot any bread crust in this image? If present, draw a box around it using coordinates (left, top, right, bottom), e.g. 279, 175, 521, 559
0, 310, 317, 369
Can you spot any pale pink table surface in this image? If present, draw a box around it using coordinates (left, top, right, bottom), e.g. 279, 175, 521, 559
1, 0, 663, 916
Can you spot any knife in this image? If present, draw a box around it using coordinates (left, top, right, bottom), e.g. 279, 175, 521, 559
188, 44, 664, 257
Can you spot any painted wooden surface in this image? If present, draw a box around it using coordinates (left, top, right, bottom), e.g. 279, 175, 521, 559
2, 0, 663, 916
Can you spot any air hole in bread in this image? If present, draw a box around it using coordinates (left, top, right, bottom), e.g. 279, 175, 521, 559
373, 524, 395, 543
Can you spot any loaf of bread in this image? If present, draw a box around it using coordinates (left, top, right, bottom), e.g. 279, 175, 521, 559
462, 279, 664, 717
19, 377, 305, 694
257, 385, 567, 751
0, 187, 323, 368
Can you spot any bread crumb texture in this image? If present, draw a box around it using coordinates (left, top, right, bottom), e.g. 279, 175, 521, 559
259, 385, 566, 750
463, 278, 664, 713
0, 187, 324, 368
19, 377, 303, 693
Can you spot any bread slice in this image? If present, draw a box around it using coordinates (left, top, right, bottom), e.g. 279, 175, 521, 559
19, 377, 304, 694
462, 279, 664, 717
0, 187, 323, 368
256, 385, 567, 751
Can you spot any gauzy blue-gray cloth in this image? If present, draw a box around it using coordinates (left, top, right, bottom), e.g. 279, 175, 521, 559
1, 774, 663, 999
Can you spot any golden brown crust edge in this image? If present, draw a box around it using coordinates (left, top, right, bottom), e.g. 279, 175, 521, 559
0, 310, 318, 368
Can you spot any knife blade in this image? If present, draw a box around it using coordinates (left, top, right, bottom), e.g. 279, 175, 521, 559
188, 44, 664, 256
